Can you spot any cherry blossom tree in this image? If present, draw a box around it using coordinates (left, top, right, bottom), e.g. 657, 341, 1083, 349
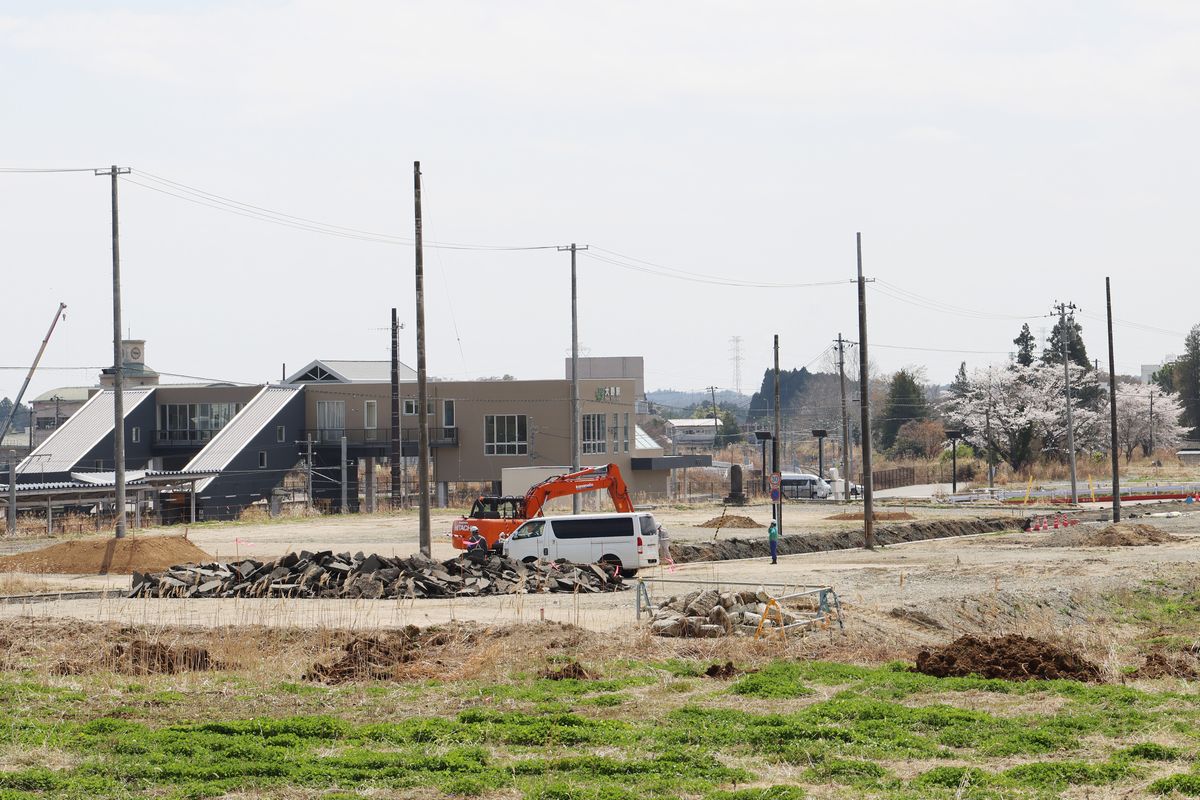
1112, 382, 1186, 461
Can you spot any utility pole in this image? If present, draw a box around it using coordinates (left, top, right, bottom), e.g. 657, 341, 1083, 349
707, 385, 719, 447
1106, 277, 1121, 522
985, 406, 994, 489
6, 453, 15, 535
773, 335, 782, 535
340, 435, 348, 513
1054, 301, 1079, 504
306, 434, 313, 511
837, 333, 850, 503
558, 243, 588, 513
414, 161, 431, 556
96, 165, 130, 538
390, 308, 402, 509
1149, 390, 1155, 457
856, 233, 875, 549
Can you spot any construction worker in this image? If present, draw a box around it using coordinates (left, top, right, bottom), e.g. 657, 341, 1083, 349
656, 524, 671, 564
768, 518, 778, 564
465, 526, 487, 552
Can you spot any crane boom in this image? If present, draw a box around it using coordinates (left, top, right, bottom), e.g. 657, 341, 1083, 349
0, 303, 67, 446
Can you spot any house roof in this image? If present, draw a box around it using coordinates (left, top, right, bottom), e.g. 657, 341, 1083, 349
285, 359, 416, 384
666, 418, 720, 428
634, 425, 662, 451
186, 385, 303, 491
31, 386, 93, 403
19, 388, 155, 476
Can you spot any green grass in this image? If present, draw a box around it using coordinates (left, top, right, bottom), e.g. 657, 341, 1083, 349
1, 655, 1198, 799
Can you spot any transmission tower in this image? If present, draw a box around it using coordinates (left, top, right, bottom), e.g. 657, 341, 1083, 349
729, 336, 743, 395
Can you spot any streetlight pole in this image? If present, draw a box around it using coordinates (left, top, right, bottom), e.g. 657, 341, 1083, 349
945, 430, 961, 494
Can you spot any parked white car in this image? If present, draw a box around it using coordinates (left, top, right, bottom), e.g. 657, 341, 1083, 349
500, 512, 659, 577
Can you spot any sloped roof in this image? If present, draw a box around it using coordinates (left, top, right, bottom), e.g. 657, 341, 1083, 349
18, 388, 154, 475
634, 425, 662, 452
666, 417, 720, 428
186, 386, 302, 491
32, 386, 93, 403
285, 359, 416, 384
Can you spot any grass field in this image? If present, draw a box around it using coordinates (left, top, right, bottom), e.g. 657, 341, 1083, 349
2, 640, 1199, 800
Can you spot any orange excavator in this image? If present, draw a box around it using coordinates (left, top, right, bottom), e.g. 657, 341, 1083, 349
451, 463, 635, 550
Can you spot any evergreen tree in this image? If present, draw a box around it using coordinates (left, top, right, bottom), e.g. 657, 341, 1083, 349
0, 398, 12, 432
880, 369, 928, 451
949, 362, 969, 398
1042, 316, 1090, 370
1176, 324, 1200, 438
1013, 324, 1036, 367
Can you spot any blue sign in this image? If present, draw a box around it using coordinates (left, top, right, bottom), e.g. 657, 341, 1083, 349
771, 489, 780, 502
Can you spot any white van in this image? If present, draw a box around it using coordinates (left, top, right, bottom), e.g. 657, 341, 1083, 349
781, 472, 832, 500
500, 512, 659, 577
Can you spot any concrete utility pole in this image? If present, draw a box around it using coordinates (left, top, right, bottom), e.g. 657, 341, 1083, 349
7, 453, 15, 534
707, 385, 719, 447
1106, 277, 1121, 522
773, 335, 782, 535
340, 435, 349, 513
1054, 301, 1080, 504
856, 233, 875, 549
390, 308, 402, 509
305, 434, 313, 512
837, 333, 850, 503
96, 165, 130, 538
558, 243, 588, 513
414, 161, 431, 556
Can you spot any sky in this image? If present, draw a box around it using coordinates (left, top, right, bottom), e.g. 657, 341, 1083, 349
2, 1, 1199, 405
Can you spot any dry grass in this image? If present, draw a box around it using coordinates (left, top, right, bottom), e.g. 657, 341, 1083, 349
0, 573, 56, 595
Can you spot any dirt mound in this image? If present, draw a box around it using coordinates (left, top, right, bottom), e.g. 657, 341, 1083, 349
539, 660, 596, 680
826, 511, 915, 521
0, 535, 212, 576
704, 661, 749, 679
1131, 651, 1200, 680
54, 639, 220, 675
697, 515, 764, 529
915, 634, 1102, 682
304, 627, 464, 684
1042, 523, 1179, 548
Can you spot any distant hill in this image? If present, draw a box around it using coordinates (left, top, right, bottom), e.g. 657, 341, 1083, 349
646, 389, 750, 412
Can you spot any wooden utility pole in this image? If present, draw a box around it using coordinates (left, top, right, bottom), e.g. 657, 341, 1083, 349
558, 243, 588, 513
96, 165, 130, 537
414, 162, 431, 556
856, 233, 875, 549
390, 307, 402, 509
707, 385, 719, 447
773, 335, 782, 535
837, 333, 850, 503
1054, 301, 1080, 504
1106, 277, 1120, 522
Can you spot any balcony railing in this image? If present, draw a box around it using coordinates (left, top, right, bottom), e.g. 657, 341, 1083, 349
301, 427, 458, 447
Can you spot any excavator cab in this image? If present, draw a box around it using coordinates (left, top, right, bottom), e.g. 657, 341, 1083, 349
468, 496, 524, 520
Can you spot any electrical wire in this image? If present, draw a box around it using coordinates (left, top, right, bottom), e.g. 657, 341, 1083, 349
0, 167, 98, 173
872, 280, 1044, 321
584, 249, 857, 289
870, 343, 1011, 355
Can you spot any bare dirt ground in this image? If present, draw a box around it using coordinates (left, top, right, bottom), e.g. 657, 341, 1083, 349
0, 499, 1195, 667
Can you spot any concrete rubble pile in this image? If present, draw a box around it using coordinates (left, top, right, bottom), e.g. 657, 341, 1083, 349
649, 588, 800, 638
129, 550, 625, 599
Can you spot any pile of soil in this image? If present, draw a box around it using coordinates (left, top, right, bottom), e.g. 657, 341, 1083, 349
826, 511, 915, 521
1131, 651, 1200, 680
304, 627, 463, 684
697, 515, 764, 529
1042, 523, 1179, 548
915, 634, 1102, 682
0, 535, 212, 576
539, 660, 596, 680
704, 661, 751, 679
55, 639, 220, 675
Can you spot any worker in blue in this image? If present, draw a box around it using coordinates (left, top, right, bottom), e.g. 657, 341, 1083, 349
465, 526, 487, 552
768, 518, 779, 564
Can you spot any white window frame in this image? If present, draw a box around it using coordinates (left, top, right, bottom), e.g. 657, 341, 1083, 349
364, 400, 378, 441
484, 414, 528, 456
276, 425, 286, 443
443, 399, 455, 428
316, 400, 345, 443
582, 413, 606, 454
131, 426, 141, 444
403, 399, 435, 416
258, 450, 268, 469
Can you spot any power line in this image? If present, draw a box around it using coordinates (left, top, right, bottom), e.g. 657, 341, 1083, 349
584, 249, 857, 289
872, 280, 1043, 321
0, 167, 99, 173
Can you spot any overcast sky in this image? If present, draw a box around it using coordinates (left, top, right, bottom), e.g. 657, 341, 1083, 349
2, 1, 1198, 404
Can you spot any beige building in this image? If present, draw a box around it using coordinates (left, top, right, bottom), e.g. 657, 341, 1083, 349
286, 359, 705, 500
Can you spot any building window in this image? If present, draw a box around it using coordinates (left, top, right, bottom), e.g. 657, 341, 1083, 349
316, 400, 345, 443
623, 413, 630, 452
131, 426, 141, 444
484, 414, 528, 455
364, 400, 377, 441
276, 425, 286, 443
403, 399, 435, 416
443, 399, 455, 428
258, 451, 267, 469
157, 402, 244, 442
582, 413, 606, 454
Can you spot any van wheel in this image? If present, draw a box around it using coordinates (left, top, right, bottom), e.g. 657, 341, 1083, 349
620, 568, 638, 579
598, 554, 623, 577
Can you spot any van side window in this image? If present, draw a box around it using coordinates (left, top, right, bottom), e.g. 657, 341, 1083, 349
512, 521, 544, 540
640, 516, 657, 535
552, 518, 634, 539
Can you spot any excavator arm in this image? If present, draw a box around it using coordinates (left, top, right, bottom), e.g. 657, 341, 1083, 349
524, 463, 634, 518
